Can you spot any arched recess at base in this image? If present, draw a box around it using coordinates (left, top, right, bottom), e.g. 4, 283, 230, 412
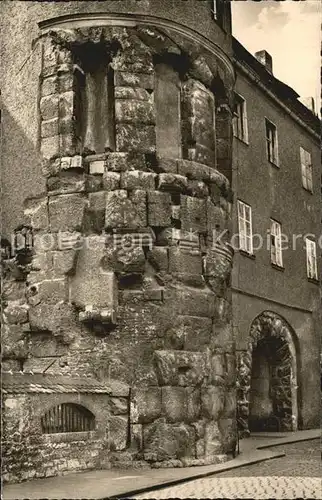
237, 311, 300, 437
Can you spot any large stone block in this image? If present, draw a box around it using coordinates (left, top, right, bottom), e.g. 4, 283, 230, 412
206, 199, 227, 236
187, 180, 209, 198
204, 421, 222, 456
161, 386, 187, 423
147, 246, 169, 272
225, 354, 236, 387
143, 420, 195, 461
177, 160, 210, 182
180, 195, 207, 233
131, 387, 162, 424
47, 172, 86, 196
157, 173, 188, 193
116, 124, 155, 153
186, 387, 201, 422
88, 191, 106, 232
52, 249, 77, 276
41, 135, 60, 160
48, 194, 87, 232
41, 118, 59, 138
154, 350, 208, 386
59, 91, 75, 118
212, 323, 234, 351
168, 247, 202, 276
211, 353, 226, 384
147, 191, 172, 227
164, 286, 216, 318
218, 418, 237, 454
41, 75, 58, 97
109, 416, 128, 451
130, 424, 143, 451
223, 390, 236, 418
121, 171, 156, 190
28, 302, 76, 343
112, 244, 146, 275
3, 304, 29, 325
40, 95, 59, 120
106, 152, 147, 172
182, 316, 212, 351
114, 71, 154, 90
115, 99, 155, 124
105, 190, 147, 229
109, 397, 128, 415
2, 323, 29, 358
70, 235, 118, 312
201, 386, 225, 420
102, 172, 120, 191
27, 278, 67, 306
115, 87, 151, 101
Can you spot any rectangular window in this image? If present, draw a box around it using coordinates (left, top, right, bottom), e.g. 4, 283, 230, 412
270, 220, 283, 267
237, 200, 253, 254
233, 94, 248, 143
300, 147, 313, 192
265, 119, 279, 165
305, 238, 318, 280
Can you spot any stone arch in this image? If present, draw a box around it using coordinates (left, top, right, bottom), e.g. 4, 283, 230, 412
237, 311, 300, 436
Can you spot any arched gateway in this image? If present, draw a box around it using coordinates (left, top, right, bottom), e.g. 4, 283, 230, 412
237, 311, 299, 436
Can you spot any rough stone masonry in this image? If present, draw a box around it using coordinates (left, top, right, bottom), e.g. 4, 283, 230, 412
2, 21, 236, 482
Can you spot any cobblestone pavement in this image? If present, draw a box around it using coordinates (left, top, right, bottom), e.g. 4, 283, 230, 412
132, 440, 321, 499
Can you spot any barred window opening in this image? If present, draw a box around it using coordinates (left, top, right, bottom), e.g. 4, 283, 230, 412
41, 403, 95, 434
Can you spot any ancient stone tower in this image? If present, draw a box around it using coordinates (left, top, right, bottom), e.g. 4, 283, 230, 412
1, 1, 236, 481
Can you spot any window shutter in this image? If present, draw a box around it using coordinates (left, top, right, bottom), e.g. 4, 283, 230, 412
242, 100, 249, 143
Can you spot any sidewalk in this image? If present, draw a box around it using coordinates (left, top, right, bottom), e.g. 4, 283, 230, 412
3, 429, 320, 500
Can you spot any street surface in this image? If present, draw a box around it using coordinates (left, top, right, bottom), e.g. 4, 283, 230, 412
132, 440, 321, 499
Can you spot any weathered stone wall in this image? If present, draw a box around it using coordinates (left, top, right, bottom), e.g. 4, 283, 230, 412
2, 18, 235, 481
2, 393, 112, 482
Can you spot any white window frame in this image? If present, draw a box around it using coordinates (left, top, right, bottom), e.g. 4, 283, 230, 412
233, 93, 249, 144
300, 147, 313, 192
270, 219, 283, 267
265, 118, 279, 166
305, 238, 318, 280
237, 200, 253, 254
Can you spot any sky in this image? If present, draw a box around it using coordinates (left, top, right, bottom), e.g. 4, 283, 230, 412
231, 0, 321, 114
